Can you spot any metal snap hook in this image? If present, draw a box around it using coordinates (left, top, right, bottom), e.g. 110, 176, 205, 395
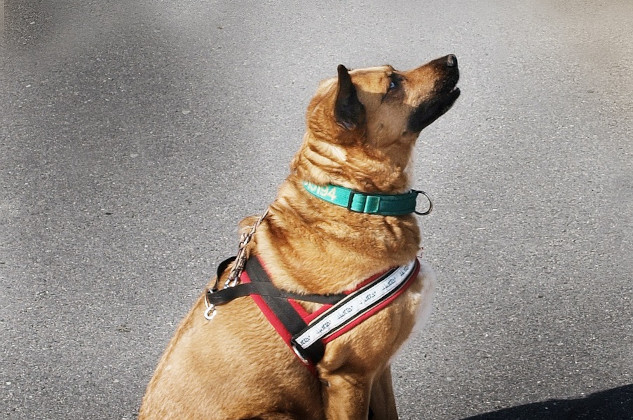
204, 304, 217, 321
204, 290, 218, 320
412, 190, 433, 216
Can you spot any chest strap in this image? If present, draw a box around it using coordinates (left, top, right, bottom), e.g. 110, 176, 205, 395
290, 259, 419, 361
206, 257, 420, 373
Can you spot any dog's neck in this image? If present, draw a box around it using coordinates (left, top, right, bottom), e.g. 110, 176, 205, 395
290, 132, 415, 194
245, 122, 424, 295
252, 182, 420, 298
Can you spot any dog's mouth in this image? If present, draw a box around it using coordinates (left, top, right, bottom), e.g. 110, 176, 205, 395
406, 75, 460, 133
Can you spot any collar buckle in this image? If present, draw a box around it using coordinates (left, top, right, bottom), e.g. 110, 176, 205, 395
346, 189, 361, 212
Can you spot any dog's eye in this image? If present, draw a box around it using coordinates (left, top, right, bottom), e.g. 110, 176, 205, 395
387, 75, 401, 92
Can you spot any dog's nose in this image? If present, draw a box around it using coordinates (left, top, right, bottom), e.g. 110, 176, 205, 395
446, 54, 458, 68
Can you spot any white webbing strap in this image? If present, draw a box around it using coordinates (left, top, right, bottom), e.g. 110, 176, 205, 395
291, 260, 417, 356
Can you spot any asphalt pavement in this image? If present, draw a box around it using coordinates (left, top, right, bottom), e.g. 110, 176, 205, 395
1, 1, 632, 419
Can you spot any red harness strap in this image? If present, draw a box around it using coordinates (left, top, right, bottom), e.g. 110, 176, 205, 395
241, 257, 420, 374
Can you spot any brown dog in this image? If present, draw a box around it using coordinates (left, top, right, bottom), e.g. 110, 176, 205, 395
139, 54, 460, 419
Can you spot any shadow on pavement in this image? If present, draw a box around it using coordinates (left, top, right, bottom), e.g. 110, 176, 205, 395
462, 384, 633, 420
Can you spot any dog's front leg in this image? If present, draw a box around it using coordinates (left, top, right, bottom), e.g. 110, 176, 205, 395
320, 371, 373, 420
368, 365, 398, 420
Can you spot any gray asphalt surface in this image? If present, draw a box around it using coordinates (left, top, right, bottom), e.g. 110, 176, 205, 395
2, 1, 632, 419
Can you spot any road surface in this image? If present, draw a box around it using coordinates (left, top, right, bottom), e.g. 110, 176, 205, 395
1, 1, 632, 419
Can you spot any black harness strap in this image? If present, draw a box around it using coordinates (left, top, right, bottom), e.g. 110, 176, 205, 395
243, 257, 327, 364
211, 256, 237, 291
207, 257, 346, 305
206, 281, 345, 306
207, 257, 345, 306
206, 257, 344, 365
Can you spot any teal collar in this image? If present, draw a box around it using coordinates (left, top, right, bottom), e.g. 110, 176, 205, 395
303, 181, 432, 216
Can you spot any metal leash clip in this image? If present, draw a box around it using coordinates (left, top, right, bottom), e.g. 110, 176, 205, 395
203, 299, 217, 321
224, 208, 269, 288
203, 208, 269, 320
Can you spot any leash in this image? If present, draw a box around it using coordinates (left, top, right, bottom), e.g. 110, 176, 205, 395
204, 208, 269, 320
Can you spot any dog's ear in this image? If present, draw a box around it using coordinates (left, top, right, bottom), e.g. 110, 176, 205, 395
335, 65, 365, 131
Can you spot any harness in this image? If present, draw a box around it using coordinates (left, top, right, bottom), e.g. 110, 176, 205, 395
206, 255, 420, 373
203, 182, 431, 373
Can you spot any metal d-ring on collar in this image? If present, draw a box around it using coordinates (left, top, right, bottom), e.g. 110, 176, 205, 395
412, 190, 433, 216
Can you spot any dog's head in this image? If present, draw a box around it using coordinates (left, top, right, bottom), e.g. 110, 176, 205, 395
293, 55, 460, 192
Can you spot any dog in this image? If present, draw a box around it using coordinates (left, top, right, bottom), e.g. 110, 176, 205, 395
139, 54, 460, 419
